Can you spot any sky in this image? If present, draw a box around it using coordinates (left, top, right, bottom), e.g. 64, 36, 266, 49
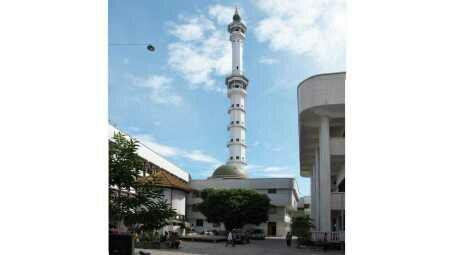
108, 0, 346, 196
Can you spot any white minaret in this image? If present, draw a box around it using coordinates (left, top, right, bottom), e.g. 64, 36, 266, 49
225, 7, 248, 174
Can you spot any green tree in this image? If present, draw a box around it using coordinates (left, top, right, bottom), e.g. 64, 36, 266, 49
197, 188, 270, 230
109, 131, 175, 230
291, 215, 314, 243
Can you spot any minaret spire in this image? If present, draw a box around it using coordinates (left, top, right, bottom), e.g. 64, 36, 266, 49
226, 8, 248, 173
233, 6, 240, 21
211, 7, 249, 179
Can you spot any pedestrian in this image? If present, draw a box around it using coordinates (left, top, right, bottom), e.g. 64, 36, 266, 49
226, 231, 235, 247
286, 232, 292, 247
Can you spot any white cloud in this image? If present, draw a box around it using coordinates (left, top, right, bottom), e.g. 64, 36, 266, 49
259, 57, 278, 65
247, 164, 296, 178
262, 166, 287, 172
135, 134, 180, 157
254, 0, 346, 71
208, 5, 236, 25
167, 5, 238, 91
169, 16, 215, 41
129, 74, 182, 106
134, 134, 222, 167
182, 150, 222, 166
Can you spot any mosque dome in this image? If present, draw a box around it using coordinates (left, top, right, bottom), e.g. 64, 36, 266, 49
211, 164, 246, 179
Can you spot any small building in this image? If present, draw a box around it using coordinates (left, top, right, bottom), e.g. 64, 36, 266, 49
109, 124, 192, 233
297, 72, 346, 241
295, 196, 311, 217
187, 177, 299, 237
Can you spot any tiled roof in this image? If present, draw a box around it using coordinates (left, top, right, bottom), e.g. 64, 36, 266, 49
139, 170, 193, 192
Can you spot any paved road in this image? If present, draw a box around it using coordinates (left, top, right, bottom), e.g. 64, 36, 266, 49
135, 239, 344, 255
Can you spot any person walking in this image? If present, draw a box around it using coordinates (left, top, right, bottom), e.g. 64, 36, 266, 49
226, 231, 235, 247
286, 232, 292, 247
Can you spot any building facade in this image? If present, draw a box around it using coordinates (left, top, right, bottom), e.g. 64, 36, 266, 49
297, 72, 346, 239
187, 178, 299, 237
294, 196, 311, 217
109, 124, 192, 233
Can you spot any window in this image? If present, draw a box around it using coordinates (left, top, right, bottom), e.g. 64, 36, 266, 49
236, 138, 239, 142
230, 156, 233, 160
236, 66, 239, 70
236, 156, 240, 160
230, 138, 233, 142
236, 104, 239, 107
231, 104, 234, 107
213, 222, 220, 228
268, 189, 277, 194
196, 219, 204, 227
192, 191, 200, 198
231, 121, 234, 124
236, 121, 239, 124
192, 205, 199, 212
235, 85, 239, 88
329, 122, 345, 138
269, 206, 277, 214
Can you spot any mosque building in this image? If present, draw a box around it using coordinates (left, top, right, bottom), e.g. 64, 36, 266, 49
186, 8, 300, 237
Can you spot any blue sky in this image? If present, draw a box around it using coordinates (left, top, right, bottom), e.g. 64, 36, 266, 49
108, 0, 346, 196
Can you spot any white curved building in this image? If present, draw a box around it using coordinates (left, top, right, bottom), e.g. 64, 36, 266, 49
298, 72, 346, 239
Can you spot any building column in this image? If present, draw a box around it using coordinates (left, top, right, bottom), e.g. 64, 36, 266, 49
310, 163, 317, 229
319, 116, 331, 232
315, 146, 321, 230
341, 210, 345, 231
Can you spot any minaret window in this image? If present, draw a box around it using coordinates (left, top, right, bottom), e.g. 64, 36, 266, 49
236, 156, 240, 160
236, 121, 239, 124
230, 156, 233, 160
236, 104, 239, 107
236, 138, 239, 142
230, 138, 233, 142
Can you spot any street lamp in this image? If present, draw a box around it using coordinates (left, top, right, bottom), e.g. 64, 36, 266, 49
109, 43, 156, 53
146, 44, 155, 52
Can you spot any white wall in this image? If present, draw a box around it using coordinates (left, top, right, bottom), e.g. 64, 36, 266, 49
162, 188, 186, 216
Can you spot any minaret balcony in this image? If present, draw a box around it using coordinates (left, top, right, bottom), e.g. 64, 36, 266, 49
227, 88, 247, 97
227, 107, 245, 114
226, 141, 247, 148
226, 74, 249, 85
227, 123, 246, 131
230, 31, 245, 41
226, 159, 247, 166
228, 22, 247, 34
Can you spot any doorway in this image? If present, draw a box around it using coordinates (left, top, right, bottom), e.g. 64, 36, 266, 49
267, 222, 276, 236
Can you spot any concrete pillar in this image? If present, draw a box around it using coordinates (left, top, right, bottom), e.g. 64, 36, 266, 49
319, 116, 331, 232
310, 163, 317, 229
314, 146, 320, 230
